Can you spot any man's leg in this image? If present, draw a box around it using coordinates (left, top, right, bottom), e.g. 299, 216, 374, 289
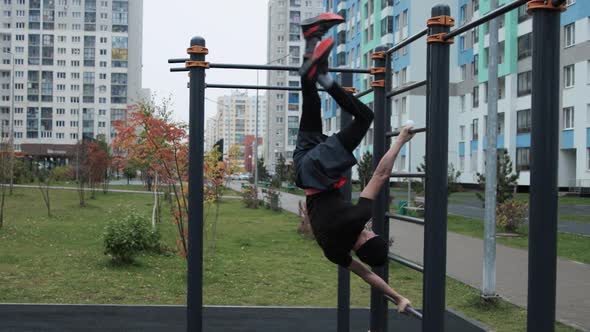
299, 77, 322, 133
317, 74, 374, 153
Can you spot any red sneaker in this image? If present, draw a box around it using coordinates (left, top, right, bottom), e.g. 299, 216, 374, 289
299, 38, 334, 81
301, 13, 345, 40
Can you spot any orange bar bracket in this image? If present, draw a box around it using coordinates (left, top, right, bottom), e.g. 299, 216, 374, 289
185, 60, 210, 68
187, 46, 209, 55
427, 15, 455, 27
371, 80, 385, 88
370, 67, 386, 75
527, 0, 566, 13
427, 33, 454, 44
371, 51, 386, 60
342, 87, 357, 94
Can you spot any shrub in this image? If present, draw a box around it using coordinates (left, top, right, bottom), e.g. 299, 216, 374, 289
496, 199, 528, 233
52, 166, 74, 182
263, 187, 281, 212
242, 185, 261, 209
103, 211, 160, 263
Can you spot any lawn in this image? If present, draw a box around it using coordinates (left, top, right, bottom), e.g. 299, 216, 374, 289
47, 181, 149, 192
450, 191, 590, 206
0, 188, 579, 331
447, 215, 590, 264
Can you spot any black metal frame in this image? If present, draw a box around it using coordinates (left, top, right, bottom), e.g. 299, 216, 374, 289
169, 2, 563, 330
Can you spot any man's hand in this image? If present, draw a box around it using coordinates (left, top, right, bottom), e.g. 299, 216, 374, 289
396, 126, 415, 145
397, 297, 411, 313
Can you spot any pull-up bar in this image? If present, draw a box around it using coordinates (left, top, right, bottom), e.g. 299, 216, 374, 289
445, 0, 528, 40
168, 59, 371, 74
387, 80, 427, 98
386, 28, 428, 55
384, 295, 423, 319
205, 83, 326, 92
387, 127, 427, 137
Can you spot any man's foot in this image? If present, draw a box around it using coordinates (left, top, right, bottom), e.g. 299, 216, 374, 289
301, 13, 344, 57
299, 38, 333, 81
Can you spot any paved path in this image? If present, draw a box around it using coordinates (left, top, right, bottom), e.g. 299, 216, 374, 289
353, 190, 590, 236
13, 184, 156, 195
229, 182, 590, 330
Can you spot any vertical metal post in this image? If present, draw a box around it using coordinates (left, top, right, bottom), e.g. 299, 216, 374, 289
337, 71, 353, 332
187, 36, 206, 332
527, 3, 562, 331
482, 0, 498, 299
370, 45, 389, 332
423, 5, 451, 332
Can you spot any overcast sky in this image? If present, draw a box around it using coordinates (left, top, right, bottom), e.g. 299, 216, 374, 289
142, 1, 269, 124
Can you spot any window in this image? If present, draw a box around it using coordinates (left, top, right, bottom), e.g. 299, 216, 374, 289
70, 133, 78, 140
56, 133, 64, 139
56, 120, 65, 127
460, 5, 466, 24
518, 33, 532, 59
564, 65, 575, 88
517, 109, 531, 133
518, 4, 530, 22
460, 125, 466, 141
472, 28, 478, 44
472, 118, 479, 140
517, 71, 532, 96
56, 108, 65, 115
498, 76, 505, 99
587, 148, 590, 171
564, 23, 575, 48
460, 156, 465, 171
563, 106, 574, 129
471, 151, 478, 172
472, 86, 479, 108
460, 65, 467, 81
460, 95, 466, 112
516, 148, 530, 171
473, 54, 479, 75
472, 0, 479, 11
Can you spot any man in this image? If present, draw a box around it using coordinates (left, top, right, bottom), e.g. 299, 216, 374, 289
294, 13, 415, 313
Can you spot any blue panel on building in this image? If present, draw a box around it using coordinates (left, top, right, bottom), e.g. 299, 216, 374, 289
401, 144, 406, 157
516, 133, 531, 148
470, 140, 478, 154
459, 142, 465, 156
288, 92, 299, 104
587, 128, 590, 148
458, 48, 474, 66
561, 129, 574, 149
482, 134, 505, 149
561, 1, 590, 26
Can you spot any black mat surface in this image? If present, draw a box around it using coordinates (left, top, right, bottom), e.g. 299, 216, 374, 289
0, 304, 487, 331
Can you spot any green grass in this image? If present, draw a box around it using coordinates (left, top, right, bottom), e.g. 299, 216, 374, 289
450, 191, 590, 206
447, 215, 590, 264
0, 188, 580, 331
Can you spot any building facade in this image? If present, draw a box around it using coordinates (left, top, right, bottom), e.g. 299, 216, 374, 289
265, 0, 324, 171
213, 90, 266, 163
452, 0, 590, 188
321, 0, 589, 189
0, 0, 143, 163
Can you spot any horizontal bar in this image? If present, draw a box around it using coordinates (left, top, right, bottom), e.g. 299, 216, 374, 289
552, 0, 566, 5
167, 60, 371, 74
389, 253, 424, 273
386, 212, 425, 226
354, 87, 374, 98
386, 127, 427, 137
386, 28, 428, 55
386, 80, 427, 98
168, 58, 188, 64
170, 67, 189, 72
391, 172, 425, 178
445, 0, 528, 40
206, 83, 326, 92
384, 295, 423, 320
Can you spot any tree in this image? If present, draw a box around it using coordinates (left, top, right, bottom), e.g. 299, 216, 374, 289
0, 138, 10, 228
36, 165, 54, 217
256, 157, 270, 182
74, 140, 89, 207
476, 149, 519, 206
85, 140, 110, 199
415, 156, 462, 196
113, 96, 190, 256
275, 154, 287, 183
357, 152, 373, 190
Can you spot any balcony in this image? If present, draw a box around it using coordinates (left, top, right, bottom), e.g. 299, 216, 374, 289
561, 129, 574, 149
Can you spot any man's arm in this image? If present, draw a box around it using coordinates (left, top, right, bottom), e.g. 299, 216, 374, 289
360, 126, 414, 200
348, 258, 411, 312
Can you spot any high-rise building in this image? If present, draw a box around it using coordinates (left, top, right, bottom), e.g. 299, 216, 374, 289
204, 116, 218, 153
451, 0, 590, 188
215, 90, 266, 162
265, 0, 324, 171
322, 0, 589, 189
0, 0, 143, 165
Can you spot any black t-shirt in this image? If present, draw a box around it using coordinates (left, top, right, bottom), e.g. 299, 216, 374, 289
306, 190, 373, 267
